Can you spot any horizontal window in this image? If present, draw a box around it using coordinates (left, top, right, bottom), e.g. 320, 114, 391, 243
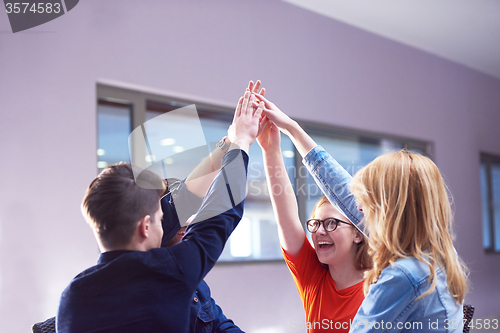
97, 84, 429, 262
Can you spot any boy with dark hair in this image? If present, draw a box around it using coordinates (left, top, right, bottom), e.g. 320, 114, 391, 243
57, 91, 264, 332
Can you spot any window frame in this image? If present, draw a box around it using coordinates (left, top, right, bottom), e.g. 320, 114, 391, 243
481, 152, 500, 253
96, 82, 431, 262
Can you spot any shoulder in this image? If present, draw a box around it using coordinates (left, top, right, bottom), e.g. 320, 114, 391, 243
283, 236, 323, 273
357, 262, 424, 321
66, 249, 180, 293
368, 256, 437, 304
282, 238, 328, 289
370, 263, 416, 297
364, 258, 432, 303
391, 256, 433, 287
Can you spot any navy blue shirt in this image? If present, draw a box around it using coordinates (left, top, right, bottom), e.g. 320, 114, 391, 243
57, 150, 248, 333
190, 280, 242, 333
160, 166, 243, 333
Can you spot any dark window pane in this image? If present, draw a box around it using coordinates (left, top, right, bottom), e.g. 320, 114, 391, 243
492, 164, 500, 252
480, 163, 491, 249
97, 102, 132, 169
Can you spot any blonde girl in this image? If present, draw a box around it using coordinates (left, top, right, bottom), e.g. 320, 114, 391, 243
348, 151, 467, 332
256, 92, 467, 333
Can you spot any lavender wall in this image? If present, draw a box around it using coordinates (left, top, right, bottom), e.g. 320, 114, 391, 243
1, 1, 499, 332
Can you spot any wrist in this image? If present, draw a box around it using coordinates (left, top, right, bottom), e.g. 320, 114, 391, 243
283, 120, 300, 137
262, 144, 281, 155
216, 136, 231, 154
232, 139, 250, 154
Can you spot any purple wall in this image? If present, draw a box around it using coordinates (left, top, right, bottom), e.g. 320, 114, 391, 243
1, 1, 499, 332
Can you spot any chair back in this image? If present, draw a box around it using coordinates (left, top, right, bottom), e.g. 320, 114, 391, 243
32, 316, 55, 333
463, 304, 475, 333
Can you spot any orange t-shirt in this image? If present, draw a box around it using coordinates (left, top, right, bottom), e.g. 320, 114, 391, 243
283, 234, 365, 332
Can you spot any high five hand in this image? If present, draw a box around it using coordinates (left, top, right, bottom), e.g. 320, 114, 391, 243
230, 90, 265, 153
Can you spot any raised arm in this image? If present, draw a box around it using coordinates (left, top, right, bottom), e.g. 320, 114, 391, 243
257, 119, 305, 256
168, 82, 265, 228
255, 93, 317, 158
168, 91, 264, 289
184, 81, 266, 198
256, 93, 366, 233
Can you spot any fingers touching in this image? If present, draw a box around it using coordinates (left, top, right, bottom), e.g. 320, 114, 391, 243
254, 100, 264, 119
231, 80, 277, 150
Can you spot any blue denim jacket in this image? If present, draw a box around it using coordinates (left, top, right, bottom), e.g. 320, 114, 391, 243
303, 146, 463, 333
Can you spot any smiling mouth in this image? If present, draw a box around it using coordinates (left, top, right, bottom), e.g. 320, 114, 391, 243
317, 241, 334, 249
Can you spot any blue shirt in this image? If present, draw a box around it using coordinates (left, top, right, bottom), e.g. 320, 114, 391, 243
161, 173, 243, 333
191, 280, 242, 333
351, 257, 463, 333
57, 150, 248, 333
303, 146, 463, 333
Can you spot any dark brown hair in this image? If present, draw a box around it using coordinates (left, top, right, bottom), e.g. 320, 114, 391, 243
81, 162, 166, 249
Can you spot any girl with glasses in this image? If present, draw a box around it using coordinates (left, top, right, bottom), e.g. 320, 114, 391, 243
255, 91, 467, 333
257, 114, 372, 333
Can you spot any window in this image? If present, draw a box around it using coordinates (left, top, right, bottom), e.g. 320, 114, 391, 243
97, 83, 429, 262
97, 100, 132, 169
299, 124, 427, 244
480, 153, 500, 253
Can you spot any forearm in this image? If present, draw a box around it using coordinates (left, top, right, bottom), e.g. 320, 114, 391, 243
280, 121, 318, 158
258, 94, 317, 158
277, 115, 364, 228
302, 146, 365, 231
172, 150, 249, 289
189, 149, 248, 229
184, 121, 251, 199
263, 148, 305, 256
185, 142, 227, 198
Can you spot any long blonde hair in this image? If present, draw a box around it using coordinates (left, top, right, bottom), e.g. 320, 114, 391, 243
350, 149, 467, 303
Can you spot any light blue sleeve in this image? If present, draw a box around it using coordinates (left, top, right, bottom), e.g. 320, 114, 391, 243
302, 145, 366, 234
349, 266, 418, 333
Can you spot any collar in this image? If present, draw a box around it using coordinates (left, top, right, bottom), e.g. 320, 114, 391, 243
97, 250, 135, 265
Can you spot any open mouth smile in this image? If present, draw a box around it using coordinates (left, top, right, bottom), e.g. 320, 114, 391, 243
317, 241, 334, 250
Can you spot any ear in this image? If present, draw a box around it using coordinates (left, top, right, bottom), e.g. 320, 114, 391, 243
353, 230, 363, 244
137, 215, 152, 239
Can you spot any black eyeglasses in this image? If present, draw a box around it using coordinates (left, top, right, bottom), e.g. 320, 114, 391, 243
306, 218, 352, 233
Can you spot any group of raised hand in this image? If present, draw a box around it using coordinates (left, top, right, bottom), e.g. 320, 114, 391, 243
229, 80, 296, 154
